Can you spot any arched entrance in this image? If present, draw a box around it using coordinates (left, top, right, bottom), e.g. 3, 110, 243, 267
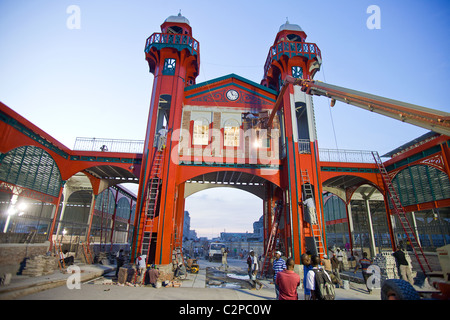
184, 187, 264, 260
139, 168, 286, 266
323, 175, 393, 257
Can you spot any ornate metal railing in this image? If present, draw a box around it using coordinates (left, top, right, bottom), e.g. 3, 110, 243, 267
73, 137, 144, 154
298, 139, 311, 154
318, 148, 378, 163
145, 32, 199, 56
73, 137, 382, 164
264, 41, 321, 76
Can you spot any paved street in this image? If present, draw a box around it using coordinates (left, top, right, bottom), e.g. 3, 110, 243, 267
15, 258, 381, 301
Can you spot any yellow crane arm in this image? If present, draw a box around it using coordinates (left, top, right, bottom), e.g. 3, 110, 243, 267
267, 75, 450, 136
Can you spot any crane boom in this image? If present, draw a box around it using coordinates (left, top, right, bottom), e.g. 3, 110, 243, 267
267, 75, 450, 136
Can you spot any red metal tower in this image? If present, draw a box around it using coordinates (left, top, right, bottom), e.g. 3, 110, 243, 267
132, 13, 200, 263
132, 15, 326, 266
261, 19, 326, 260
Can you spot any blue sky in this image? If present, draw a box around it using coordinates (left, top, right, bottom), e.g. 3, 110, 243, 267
1, 1, 449, 238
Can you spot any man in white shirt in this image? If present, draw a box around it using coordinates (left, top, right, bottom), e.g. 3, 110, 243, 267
157, 126, 169, 151
248, 250, 262, 290
302, 196, 318, 225
136, 253, 147, 285
305, 255, 332, 300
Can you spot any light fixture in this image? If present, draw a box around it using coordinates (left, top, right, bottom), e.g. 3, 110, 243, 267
253, 139, 262, 149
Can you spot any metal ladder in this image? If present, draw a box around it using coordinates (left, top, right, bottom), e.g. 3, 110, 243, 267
371, 151, 432, 274
260, 200, 283, 277
140, 150, 163, 264
81, 242, 93, 264
300, 170, 325, 257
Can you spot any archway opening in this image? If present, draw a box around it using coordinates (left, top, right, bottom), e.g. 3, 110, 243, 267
184, 186, 264, 260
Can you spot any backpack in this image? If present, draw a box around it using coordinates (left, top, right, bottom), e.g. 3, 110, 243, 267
313, 268, 335, 300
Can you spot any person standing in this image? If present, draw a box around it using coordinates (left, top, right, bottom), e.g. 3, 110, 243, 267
322, 254, 332, 273
393, 244, 414, 286
301, 253, 313, 300
248, 250, 262, 290
330, 252, 342, 287
157, 126, 168, 151
275, 258, 300, 300
115, 249, 125, 278
136, 252, 147, 285
301, 196, 318, 225
272, 251, 287, 299
116, 249, 125, 278
148, 264, 160, 287
221, 247, 229, 271
354, 251, 373, 294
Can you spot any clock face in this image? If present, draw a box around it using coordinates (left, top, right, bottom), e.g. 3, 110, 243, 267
226, 89, 239, 101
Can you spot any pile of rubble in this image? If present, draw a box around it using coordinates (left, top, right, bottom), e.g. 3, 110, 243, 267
21, 255, 58, 277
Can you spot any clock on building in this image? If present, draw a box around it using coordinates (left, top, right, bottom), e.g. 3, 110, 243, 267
226, 89, 239, 101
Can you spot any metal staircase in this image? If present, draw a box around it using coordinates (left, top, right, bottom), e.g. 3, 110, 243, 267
140, 150, 163, 264
260, 200, 283, 277
300, 170, 325, 257
372, 151, 432, 274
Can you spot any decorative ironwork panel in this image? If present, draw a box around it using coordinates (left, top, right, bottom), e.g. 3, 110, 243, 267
0, 146, 62, 197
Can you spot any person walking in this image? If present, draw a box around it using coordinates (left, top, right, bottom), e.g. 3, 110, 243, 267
272, 251, 287, 299
393, 244, 414, 286
305, 254, 333, 300
275, 258, 300, 300
354, 251, 373, 294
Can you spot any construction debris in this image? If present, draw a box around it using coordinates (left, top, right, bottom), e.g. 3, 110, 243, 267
0, 273, 12, 286
21, 255, 58, 277
373, 251, 416, 281
117, 267, 135, 284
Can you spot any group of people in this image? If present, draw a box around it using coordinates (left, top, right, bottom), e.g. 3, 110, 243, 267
268, 250, 335, 300
270, 244, 416, 300
115, 250, 161, 287
136, 252, 161, 286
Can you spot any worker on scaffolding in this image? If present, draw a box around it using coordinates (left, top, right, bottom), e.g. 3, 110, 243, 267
300, 196, 318, 225
244, 112, 259, 128
157, 126, 168, 151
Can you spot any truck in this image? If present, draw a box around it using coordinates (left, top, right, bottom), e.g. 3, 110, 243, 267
208, 242, 226, 262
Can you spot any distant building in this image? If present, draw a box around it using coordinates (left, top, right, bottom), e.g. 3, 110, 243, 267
183, 210, 198, 241
220, 215, 263, 242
